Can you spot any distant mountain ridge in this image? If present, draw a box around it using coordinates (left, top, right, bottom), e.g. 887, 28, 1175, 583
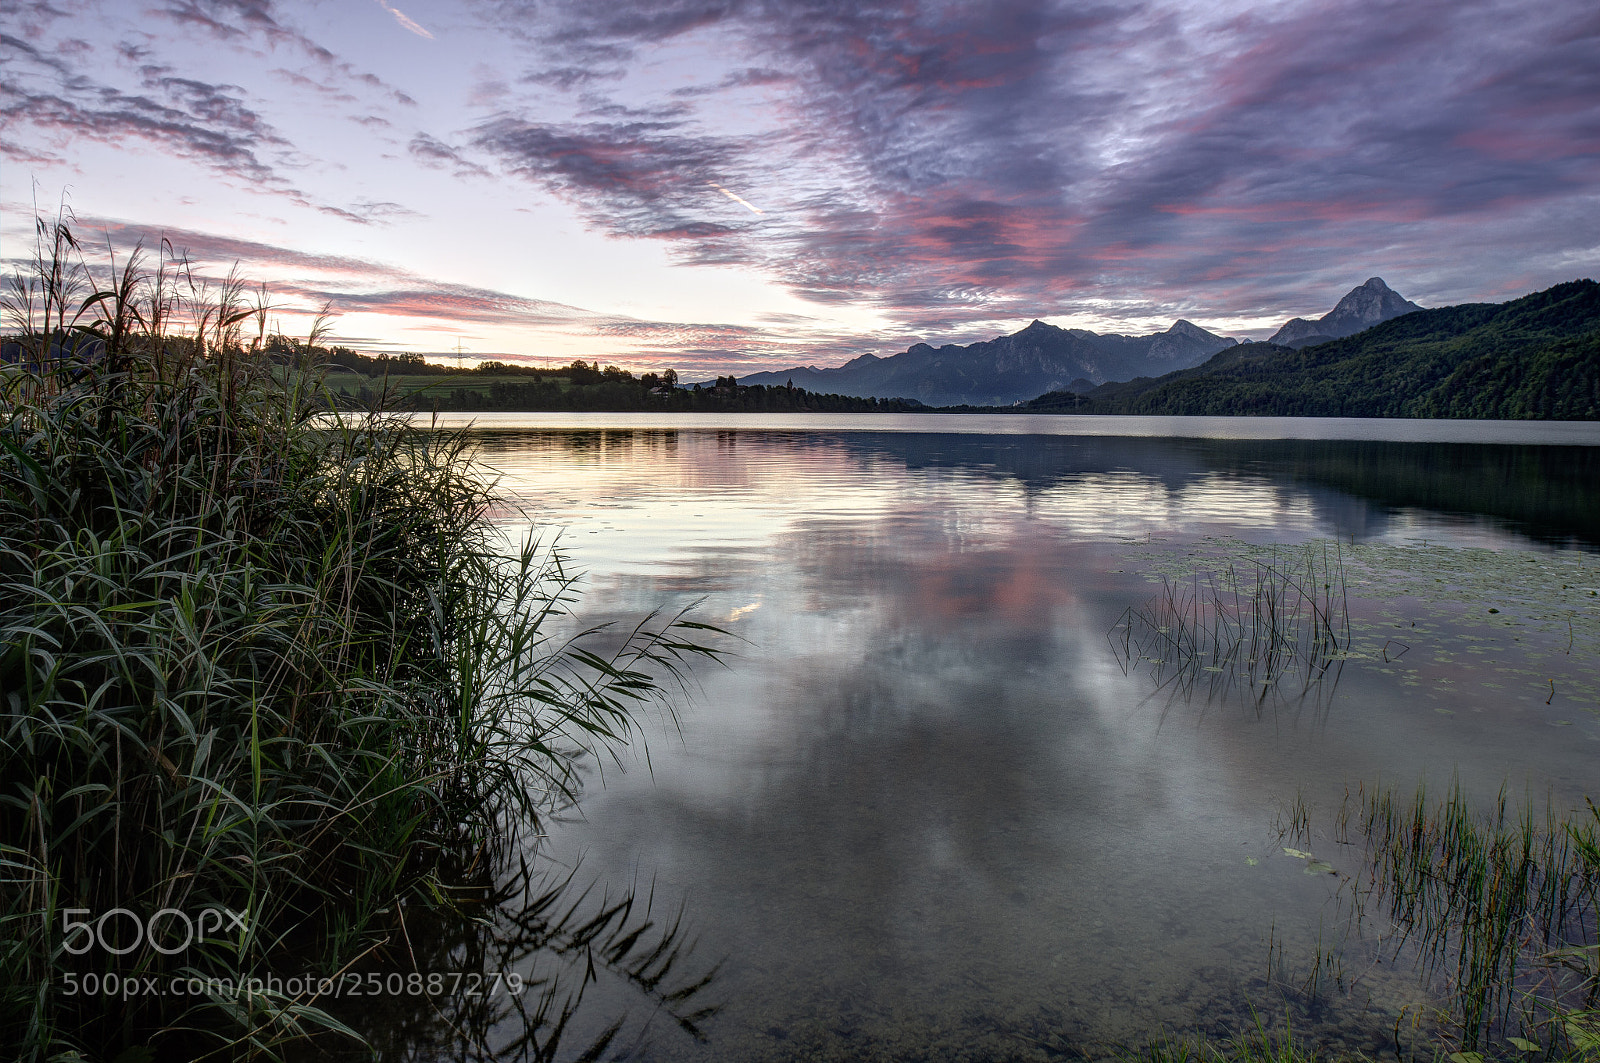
731, 277, 1425, 406
1268, 277, 1423, 347
735, 318, 1238, 407
1028, 280, 1600, 420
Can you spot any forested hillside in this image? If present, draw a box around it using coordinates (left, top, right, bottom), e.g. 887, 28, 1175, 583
1028, 281, 1600, 419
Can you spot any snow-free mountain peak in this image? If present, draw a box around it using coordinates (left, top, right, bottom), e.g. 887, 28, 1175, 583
1268, 277, 1423, 348
733, 318, 1236, 406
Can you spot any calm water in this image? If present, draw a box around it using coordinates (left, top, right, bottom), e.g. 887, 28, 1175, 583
359, 417, 1600, 1061
416, 410, 1600, 447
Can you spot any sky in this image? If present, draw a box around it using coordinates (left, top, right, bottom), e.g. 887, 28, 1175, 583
2, 0, 1597, 376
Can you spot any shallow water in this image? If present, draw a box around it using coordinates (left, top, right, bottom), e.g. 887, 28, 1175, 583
377, 423, 1600, 1061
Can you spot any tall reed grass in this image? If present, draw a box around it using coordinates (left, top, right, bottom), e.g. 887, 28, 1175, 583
0, 214, 718, 1061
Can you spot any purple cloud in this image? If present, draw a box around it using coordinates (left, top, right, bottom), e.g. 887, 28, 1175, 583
150, 0, 416, 106
7, 0, 1598, 368
467, 0, 1600, 333
46, 216, 593, 331
278, 283, 590, 327
1, 19, 430, 225
1, 34, 288, 183
471, 116, 761, 239
408, 132, 491, 177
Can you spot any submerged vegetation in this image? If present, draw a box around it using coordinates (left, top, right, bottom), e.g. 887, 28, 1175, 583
0, 216, 720, 1060
1111, 543, 1352, 710
1345, 784, 1598, 1056
1129, 1015, 1369, 1063
1113, 533, 1599, 1061
1263, 783, 1600, 1061
1157, 787, 1600, 1063
1118, 535, 1600, 710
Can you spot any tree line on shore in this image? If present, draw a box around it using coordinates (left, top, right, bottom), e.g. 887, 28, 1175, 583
16, 279, 1593, 420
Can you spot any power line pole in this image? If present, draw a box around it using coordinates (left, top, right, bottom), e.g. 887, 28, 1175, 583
454, 337, 467, 370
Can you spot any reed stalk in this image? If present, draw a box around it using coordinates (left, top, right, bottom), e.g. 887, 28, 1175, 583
0, 213, 719, 1061
1111, 543, 1350, 710
1346, 783, 1600, 1055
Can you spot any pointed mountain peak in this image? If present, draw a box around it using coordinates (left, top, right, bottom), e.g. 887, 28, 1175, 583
1269, 277, 1424, 347
1147, 318, 1236, 362
1327, 277, 1422, 321
1163, 319, 1234, 345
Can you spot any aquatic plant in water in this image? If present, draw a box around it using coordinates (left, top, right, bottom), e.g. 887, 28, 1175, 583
1354, 784, 1598, 1054
0, 214, 720, 1061
1277, 784, 1600, 1058
1130, 1013, 1358, 1063
1121, 535, 1600, 714
1110, 542, 1351, 710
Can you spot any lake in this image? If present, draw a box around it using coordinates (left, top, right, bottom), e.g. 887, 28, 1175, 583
358, 415, 1600, 1061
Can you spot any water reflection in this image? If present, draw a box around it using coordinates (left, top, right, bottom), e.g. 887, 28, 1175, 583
791, 434, 1600, 547
318, 857, 720, 1062
393, 428, 1600, 1061
473, 431, 1600, 556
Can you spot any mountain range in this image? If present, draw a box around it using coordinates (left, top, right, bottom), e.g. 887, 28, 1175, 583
1029, 280, 1600, 419
734, 318, 1238, 407
732, 278, 1422, 406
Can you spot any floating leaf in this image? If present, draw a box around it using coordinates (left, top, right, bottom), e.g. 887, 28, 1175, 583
1245, 857, 1259, 866
1282, 847, 1313, 860
1506, 1038, 1539, 1053
1450, 1053, 1485, 1063
1305, 860, 1335, 875
1567, 1021, 1600, 1053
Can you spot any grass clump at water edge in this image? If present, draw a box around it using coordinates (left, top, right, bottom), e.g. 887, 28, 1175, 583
1129, 1015, 1372, 1063
0, 215, 721, 1061
1352, 784, 1600, 1057
1271, 782, 1600, 1062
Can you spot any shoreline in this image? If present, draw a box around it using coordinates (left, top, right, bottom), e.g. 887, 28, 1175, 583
395, 410, 1600, 445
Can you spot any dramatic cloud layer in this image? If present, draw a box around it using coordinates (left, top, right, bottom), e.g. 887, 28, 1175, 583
469, 0, 1600, 324
2, 0, 1596, 367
